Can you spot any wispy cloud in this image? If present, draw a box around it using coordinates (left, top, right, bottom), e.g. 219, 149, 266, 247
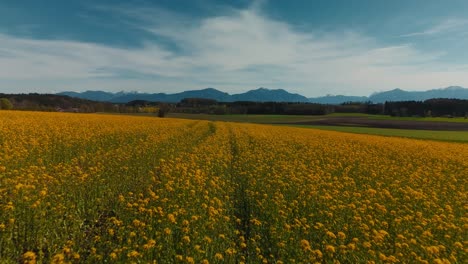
401, 18, 468, 37
1, 4, 467, 95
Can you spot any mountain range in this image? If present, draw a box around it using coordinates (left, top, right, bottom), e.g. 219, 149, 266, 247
59, 88, 309, 103
58, 86, 468, 104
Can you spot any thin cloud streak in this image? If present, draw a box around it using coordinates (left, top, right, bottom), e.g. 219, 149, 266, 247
401, 18, 468, 37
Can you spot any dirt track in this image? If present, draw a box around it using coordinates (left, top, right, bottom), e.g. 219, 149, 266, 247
286, 117, 468, 131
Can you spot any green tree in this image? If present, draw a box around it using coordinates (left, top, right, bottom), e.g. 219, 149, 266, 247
158, 103, 170, 117
0, 98, 13, 110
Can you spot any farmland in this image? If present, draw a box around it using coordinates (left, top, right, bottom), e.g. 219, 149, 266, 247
292, 126, 468, 143
168, 113, 468, 142
0, 111, 467, 263
167, 113, 468, 124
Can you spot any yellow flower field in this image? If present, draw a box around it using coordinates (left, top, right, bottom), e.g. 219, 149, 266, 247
0, 111, 467, 263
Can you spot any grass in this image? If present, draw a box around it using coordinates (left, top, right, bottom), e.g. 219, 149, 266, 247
326, 113, 468, 122
290, 125, 468, 143
168, 112, 468, 123
369, 115, 468, 123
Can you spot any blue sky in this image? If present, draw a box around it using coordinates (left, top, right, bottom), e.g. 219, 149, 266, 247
1, 0, 468, 96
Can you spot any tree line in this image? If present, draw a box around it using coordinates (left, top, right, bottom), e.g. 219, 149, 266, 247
383, 99, 468, 117
175, 98, 468, 117
0, 94, 155, 113
1, 94, 467, 118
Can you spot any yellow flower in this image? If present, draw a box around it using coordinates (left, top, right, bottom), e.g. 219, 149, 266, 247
109, 252, 118, 260
133, 219, 143, 227
433, 258, 451, 264
182, 236, 191, 244
426, 246, 440, 255
300, 239, 311, 251
453, 242, 463, 249
250, 218, 262, 226
225, 248, 236, 255
168, 214, 176, 223
127, 250, 140, 258
325, 245, 335, 254
337, 231, 346, 240
22, 251, 37, 264
310, 249, 323, 259
144, 239, 156, 249
326, 231, 336, 239
203, 236, 212, 243
51, 253, 65, 264
215, 253, 223, 260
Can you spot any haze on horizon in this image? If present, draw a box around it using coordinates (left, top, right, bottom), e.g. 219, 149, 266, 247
1, 0, 468, 97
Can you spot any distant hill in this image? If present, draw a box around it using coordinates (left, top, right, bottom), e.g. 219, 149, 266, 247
308, 95, 369, 104
368, 88, 414, 103
369, 86, 468, 103
58, 88, 308, 103
309, 86, 468, 104
58, 86, 468, 104
59, 90, 116, 102
231, 88, 309, 102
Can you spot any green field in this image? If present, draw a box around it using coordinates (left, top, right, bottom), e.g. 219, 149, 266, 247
288, 125, 468, 143
324, 113, 468, 123
367, 115, 468, 123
